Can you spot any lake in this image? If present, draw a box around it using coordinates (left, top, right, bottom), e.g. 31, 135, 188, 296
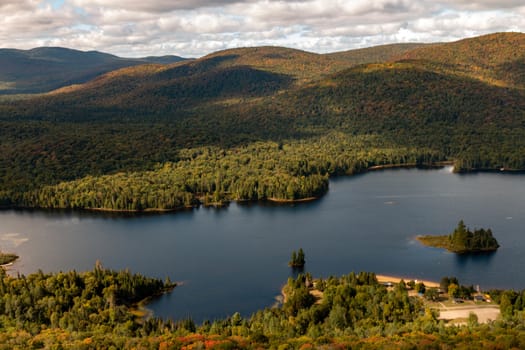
1, 166, 524, 322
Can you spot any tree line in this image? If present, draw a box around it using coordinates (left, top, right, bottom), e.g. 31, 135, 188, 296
3, 267, 525, 348
1, 133, 442, 210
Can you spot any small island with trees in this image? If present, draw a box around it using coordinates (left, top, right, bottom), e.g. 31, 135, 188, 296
417, 220, 500, 254
288, 248, 305, 268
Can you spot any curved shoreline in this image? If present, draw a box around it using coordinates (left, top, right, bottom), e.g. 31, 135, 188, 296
3, 162, 524, 214
267, 196, 319, 203
366, 161, 453, 171
130, 284, 177, 321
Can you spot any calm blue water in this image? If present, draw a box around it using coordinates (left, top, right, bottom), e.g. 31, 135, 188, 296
1, 167, 524, 322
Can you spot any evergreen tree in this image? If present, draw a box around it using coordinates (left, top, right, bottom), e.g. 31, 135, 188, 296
297, 248, 305, 266
290, 251, 297, 266
451, 220, 469, 250
448, 221, 499, 253
288, 248, 305, 267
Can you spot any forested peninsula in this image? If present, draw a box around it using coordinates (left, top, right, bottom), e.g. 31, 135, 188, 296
1, 32, 524, 212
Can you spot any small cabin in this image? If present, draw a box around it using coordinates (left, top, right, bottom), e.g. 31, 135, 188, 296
474, 295, 485, 302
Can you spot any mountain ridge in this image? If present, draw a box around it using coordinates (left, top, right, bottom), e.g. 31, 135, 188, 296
0, 46, 188, 94
395, 32, 525, 88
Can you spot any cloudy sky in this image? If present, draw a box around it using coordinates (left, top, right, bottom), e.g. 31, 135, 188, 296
1, 0, 524, 57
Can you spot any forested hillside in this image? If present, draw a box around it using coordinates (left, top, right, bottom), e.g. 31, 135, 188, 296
327, 42, 429, 64
398, 32, 525, 88
0, 32, 524, 211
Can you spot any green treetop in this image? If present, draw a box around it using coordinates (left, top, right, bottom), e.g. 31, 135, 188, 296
289, 248, 305, 267
449, 220, 499, 253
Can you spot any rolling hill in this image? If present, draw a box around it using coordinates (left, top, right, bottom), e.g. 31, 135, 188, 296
396, 32, 525, 88
326, 42, 430, 64
0, 47, 187, 94
0, 32, 524, 210
8, 43, 427, 105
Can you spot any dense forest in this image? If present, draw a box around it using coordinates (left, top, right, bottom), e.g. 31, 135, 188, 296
0, 265, 176, 348
0, 133, 439, 210
2, 268, 525, 348
1, 32, 523, 211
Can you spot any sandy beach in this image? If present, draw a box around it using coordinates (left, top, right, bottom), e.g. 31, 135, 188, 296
376, 274, 440, 288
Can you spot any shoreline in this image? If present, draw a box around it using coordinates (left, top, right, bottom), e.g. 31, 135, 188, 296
130, 284, 176, 321
267, 196, 319, 203
85, 205, 196, 213
376, 274, 440, 288
280, 273, 441, 305
366, 161, 454, 171
416, 234, 499, 254
3, 161, 524, 214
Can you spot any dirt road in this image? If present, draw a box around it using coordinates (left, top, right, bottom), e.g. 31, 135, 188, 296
438, 305, 500, 323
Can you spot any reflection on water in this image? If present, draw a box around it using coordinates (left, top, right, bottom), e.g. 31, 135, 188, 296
0, 232, 29, 248
454, 251, 497, 270
1, 167, 524, 322
290, 266, 305, 278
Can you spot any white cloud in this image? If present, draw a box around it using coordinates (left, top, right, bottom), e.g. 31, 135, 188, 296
0, 0, 523, 57
442, 0, 525, 10
70, 0, 256, 12
0, 0, 36, 11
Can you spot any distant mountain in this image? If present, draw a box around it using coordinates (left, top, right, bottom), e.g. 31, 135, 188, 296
0, 47, 187, 94
38, 51, 298, 115
140, 55, 189, 65
19, 34, 523, 121
4, 33, 523, 123
0, 43, 442, 97
20, 46, 352, 116
19, 44, 418, 110
54, 44, 423, 101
